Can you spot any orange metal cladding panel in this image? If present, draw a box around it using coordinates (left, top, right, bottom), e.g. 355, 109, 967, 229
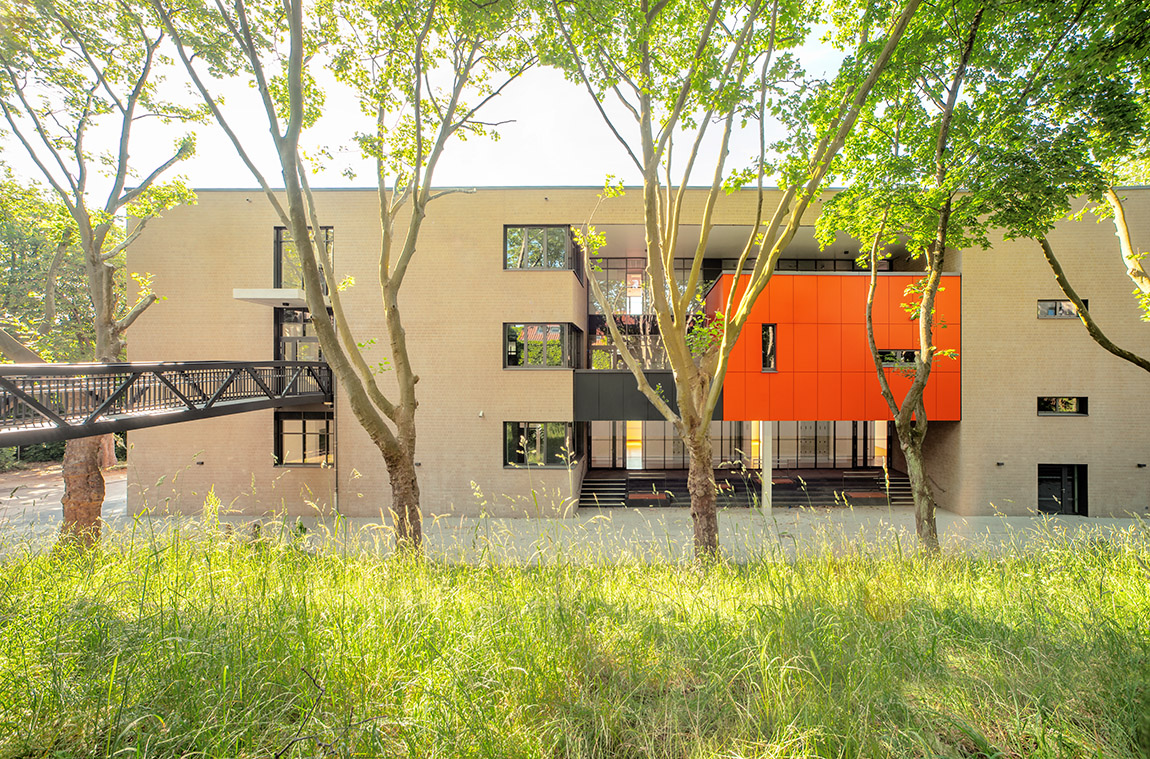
712, 274, 960, 422
724, 371, 747, 419
792, 277, 819, 322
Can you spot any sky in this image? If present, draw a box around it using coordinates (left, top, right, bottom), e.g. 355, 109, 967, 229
1, 34, 843, 198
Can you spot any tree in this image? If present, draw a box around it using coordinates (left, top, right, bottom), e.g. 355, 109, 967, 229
154, 0, 533, 550
822, 0, 1149, 549
1027, 0, 1150, 371
0, 0, 197, 544
817, 0, 991, 551
0, 170, 93, 362
545, 0, 922, 559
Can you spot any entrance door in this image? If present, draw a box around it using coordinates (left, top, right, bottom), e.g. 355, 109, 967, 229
1038, 464, 1087, 515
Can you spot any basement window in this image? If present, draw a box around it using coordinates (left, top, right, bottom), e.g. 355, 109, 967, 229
1037, 397, 1088, 416
1037, 299, 1086, 319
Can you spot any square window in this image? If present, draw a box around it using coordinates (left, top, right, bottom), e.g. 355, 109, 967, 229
275, 410, 333, 466
504, 421, 577, 467
505, 226, 575, 271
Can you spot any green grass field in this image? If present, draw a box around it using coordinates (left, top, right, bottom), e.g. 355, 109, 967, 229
0, 518, 1147, 758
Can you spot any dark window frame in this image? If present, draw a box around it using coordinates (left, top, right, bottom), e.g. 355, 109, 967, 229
275, 226, 334, 291
274, 409, 334, 467
762, 323, 777, 372
503, 323, 582, 369
878, 349, 919, 368
1037, 299, 1087, 319
503, 225, 579, 274
275, 308, 322, 362
1037, 463, 1088, 515
503, 421, 581, 468
1037, 396, 1088, 416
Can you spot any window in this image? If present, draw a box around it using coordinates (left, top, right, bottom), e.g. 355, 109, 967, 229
1037, 396, 1088, 415
504, 324, 581, 368
1038, 464, 1087, 515
276, 309, 321, 361
762, 324, 777, 371
1038, 299, 1086, 319
878, 349, 919, 367
586, 314, 670, 370
505, 226, 573, 270
275, 226, 334, 291
274, 410, 333, 466
504, 422, 580, 466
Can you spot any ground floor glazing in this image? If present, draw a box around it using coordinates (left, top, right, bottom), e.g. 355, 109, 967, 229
589, 420, 889, 470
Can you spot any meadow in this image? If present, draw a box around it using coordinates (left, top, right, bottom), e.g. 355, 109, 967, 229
0, 515, 1147, 758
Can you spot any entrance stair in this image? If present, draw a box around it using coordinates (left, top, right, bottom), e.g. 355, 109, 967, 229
577, 476, 628, 508
579, 468, 915, 509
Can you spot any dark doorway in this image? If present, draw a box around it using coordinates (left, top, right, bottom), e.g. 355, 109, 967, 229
1037, 464, 1088, 515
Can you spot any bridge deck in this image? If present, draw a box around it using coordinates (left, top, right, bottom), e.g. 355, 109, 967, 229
0, 361, 333, 447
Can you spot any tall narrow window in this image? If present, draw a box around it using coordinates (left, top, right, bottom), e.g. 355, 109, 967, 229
274, 410, 333, 466
504, 225, 573, 270
276, 227, 334, 291
762, 324, 777, 371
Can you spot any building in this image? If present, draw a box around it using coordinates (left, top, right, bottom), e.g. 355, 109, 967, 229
125, 187, 1150, 519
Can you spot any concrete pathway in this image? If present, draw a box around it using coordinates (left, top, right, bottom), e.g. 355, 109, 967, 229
0, 463, 127, 534
0, 465, 1144, 561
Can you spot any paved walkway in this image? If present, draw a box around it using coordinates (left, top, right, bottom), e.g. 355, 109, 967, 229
0, 465, 1144, 561
0, 464, 127, 533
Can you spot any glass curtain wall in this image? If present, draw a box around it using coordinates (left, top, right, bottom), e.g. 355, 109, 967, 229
590, 420, 887, 469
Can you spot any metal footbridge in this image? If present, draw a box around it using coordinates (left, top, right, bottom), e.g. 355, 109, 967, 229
0, 361, 333, 446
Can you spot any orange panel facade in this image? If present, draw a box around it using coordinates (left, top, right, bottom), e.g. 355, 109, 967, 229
708, 273, 961, 421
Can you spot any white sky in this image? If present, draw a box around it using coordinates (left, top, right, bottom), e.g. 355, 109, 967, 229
2, 38, 843, 197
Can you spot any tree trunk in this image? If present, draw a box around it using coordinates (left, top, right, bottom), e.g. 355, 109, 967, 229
898, 427, 939, 553
385, 446, 422, 551
686, 431, 719, 560
60, 436, 104, 547
57, 240, 119, 547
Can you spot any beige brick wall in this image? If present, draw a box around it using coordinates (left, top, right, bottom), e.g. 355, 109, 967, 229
127, 187, 1150, 520
948, 189, 1150, 517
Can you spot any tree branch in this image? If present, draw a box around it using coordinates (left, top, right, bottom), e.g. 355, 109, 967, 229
1039, 235, 1150, 373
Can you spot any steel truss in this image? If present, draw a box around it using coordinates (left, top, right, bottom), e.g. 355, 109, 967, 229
0, 361, 333, 447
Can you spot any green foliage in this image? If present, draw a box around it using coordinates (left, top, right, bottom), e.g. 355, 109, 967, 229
330, 0, 534, 187
0, 169, 93, 362
0, 522, 1147, 757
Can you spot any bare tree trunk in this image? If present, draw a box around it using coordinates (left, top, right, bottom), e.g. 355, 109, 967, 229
898, 424, 939, 552
384, 439, 421, 551
60, 436, 104, 546
686, 430, 718, 560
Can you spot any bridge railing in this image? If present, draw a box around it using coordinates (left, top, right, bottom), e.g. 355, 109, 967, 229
0, 361, 333, 446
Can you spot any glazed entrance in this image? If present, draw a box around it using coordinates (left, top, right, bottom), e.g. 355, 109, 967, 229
589, 420, 888, 470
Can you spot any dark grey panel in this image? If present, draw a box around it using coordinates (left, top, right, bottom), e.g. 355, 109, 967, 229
574, 370, 688, 421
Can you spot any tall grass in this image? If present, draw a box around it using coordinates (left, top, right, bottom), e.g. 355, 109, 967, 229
0, 516, 1147, 758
